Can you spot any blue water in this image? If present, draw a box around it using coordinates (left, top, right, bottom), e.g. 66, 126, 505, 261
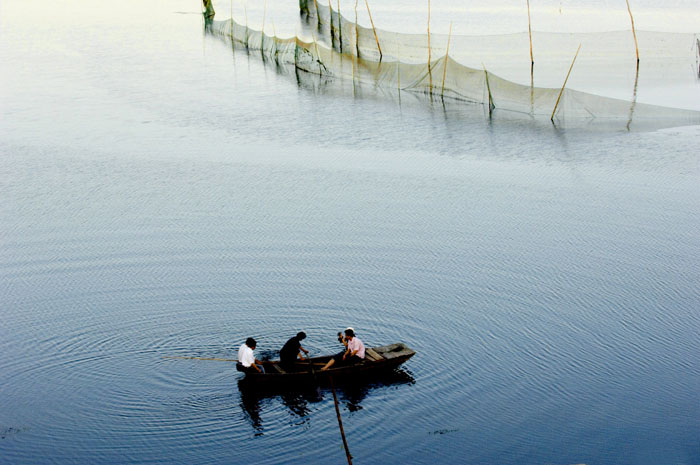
1, 0, 699, 464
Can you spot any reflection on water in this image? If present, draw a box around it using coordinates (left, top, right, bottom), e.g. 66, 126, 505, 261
237, 369, 415, 434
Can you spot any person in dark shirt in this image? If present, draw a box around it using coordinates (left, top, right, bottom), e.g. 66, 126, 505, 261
279, 332, 309, 371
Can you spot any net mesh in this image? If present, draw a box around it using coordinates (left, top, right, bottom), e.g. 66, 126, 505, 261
204, 1, 700, 124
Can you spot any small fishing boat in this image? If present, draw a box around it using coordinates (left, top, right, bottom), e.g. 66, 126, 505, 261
240, 342, 416, 384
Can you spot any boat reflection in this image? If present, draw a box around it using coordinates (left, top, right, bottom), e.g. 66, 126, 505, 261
237, 368, 415, 433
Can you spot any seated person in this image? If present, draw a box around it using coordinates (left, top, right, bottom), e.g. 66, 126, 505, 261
321, 328, 365, 371
237, 337, 265, 373
279, 331, 309, 371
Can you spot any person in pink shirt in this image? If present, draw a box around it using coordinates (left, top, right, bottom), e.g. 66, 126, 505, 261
321, 328, 365, 371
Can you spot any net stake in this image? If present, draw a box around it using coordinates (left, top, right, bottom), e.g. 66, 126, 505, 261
262, 0, 266, 35
625, 0, 640, 63
526, 0, 534, 65
313, 0, 321, 28
441, 22, 453, 97
551, 44, 581, 121
427, 0, 432, 89
397, 42, 401, 91
354, 0, 360, 57
337, 0, 343, 52
328, 0, 334, 47
482, 63, 494, 116
365, 0, 382, 61
243, 0, 249, 48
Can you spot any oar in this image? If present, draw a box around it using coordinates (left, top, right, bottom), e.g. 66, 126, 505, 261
330, 375, 353, 464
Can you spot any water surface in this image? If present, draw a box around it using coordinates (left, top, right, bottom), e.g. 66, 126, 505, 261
1, 0, 699, 464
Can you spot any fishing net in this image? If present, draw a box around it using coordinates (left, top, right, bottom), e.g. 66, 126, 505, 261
204, 0, 700, 124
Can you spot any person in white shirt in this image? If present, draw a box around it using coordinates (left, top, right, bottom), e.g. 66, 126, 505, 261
237, 337, 264, 373
320, 328, 365, 371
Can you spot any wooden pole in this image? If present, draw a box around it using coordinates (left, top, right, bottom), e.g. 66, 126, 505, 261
337, 0, 343, 52
244, 0, 249, 47
527, 0, 534, 65
261, 0, 267, 58
355, 0, 360, 57
427, 0, 432, 89
482, 63, 494, 116
163, 356, 237, 362
313, 0, 321, 27
625, 0, 639, 63
262, 0, 267, 34
365, 0, 382, 61
397, 42, 401, 91
311, 30, 322, 72
551, 43, 581, 121
441, 22, 453, 97
312, 30, 320, 57
330, 376, 353, 465
328, 0, 334, 46
272, 21, 278, 63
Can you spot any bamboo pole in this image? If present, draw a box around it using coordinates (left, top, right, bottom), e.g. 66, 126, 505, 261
313, 0, 321, 27
353, 3, 360, 59
272, 21, 278, 63
441, 22, 453, 97
551, 44, 581, 121
365, 0, 382, 61
625, 0, 639, 63
262, 0, 267, 34
311, 30, 321, 60
337, 0, 343, 52
244, 0, 249, 47
397, 42, 401, 91
311, 30, 323, 74
527, 0, 534, 107
427, 0, 432, 89
328, 0, 334, 46
330, 376, 353, 465
163, 356, 237, 362
482, 63, 494, 116
163, 356, 332, 366
294, 26, 299, 67
261, 0, 267, 58
352, 50, 355, 82
527, 0, 534, 65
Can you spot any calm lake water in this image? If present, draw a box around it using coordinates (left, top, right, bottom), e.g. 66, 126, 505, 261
1, 0, 699, 464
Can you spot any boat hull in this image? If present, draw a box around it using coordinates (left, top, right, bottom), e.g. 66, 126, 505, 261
242, 342, 415, 385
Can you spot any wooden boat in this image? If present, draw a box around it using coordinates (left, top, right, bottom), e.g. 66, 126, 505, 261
241, 342, 415, 384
